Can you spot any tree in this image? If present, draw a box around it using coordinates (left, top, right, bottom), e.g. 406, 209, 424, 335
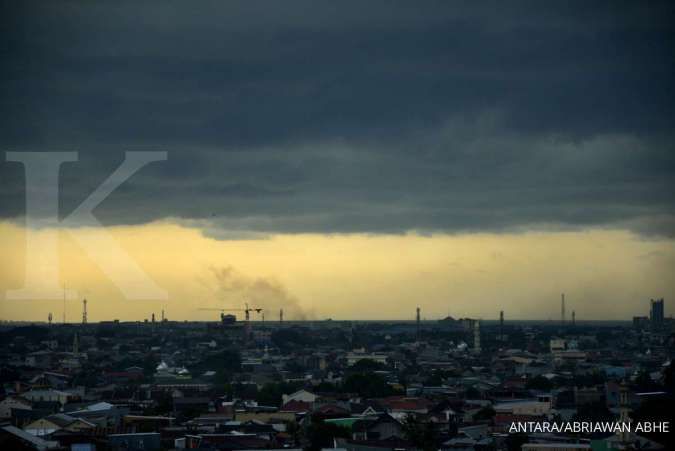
233, 382, 258, 400
284, 359, 308, 373
0, 366, 20, 384
150, 391, 173, 415
572, 372, 605, 388
286, 420, 300, 447
2, 326, 49, 344
256, 381, 303, 407
465, 386, 481, 399
142, 355, 159, 378
305, 418, 350, 451
350, 359, 387, 372
190, 348, 241, 387
272, 328, 312, 351
633, 369, 660, 392
314, 381, 338, 392
343, 372, 396, 398
424, 372, 445, 387
526, 375, 553, 390
473, 406, 496, 422
401, 414, 437, 451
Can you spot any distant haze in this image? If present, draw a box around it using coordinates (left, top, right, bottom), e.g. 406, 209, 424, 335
0, 222, 672, 321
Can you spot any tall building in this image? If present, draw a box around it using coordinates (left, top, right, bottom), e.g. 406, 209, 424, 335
650, 298, 664, 329
416, 307, 421, 342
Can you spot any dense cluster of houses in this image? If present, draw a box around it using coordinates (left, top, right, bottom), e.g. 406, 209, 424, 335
0, 318, 672, 450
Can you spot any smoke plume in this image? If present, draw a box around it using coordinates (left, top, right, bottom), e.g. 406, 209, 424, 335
207, 266, 312, 320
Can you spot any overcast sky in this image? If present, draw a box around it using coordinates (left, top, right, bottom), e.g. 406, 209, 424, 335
1, 2, 674, 320
1, 0, 673, 236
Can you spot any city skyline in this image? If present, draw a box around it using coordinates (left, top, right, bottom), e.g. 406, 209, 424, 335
1, 221, 672, 322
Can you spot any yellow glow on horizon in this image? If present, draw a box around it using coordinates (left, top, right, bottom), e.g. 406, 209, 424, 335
0, 221, 673, 322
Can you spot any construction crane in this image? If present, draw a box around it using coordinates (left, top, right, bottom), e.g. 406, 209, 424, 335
198, 303, 263, 338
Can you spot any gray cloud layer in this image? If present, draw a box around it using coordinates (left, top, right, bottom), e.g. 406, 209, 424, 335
1, 1, 674, 236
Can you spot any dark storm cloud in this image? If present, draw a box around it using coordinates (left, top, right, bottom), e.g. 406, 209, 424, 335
1, 1, 674, 236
